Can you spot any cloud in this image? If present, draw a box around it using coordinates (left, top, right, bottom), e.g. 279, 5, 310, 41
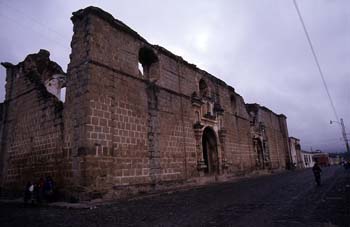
0, 0, 348, 153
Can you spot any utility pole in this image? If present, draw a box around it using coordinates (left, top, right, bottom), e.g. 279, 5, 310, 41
340, 118, 350, 153
331, 118, 350, 153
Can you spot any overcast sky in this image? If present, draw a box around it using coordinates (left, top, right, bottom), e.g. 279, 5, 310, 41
0, 0, 349, 153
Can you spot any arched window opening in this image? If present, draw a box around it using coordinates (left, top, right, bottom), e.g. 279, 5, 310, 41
138, 47, 158, 78
230, 95, 236, 113
195, 111, 200, 122
44, 74, 66, 102
199, 79, 208, 97
207, 103, 211, 115
219, 117, 223, 129
138, 62, 144, 76
60, 87, 66, 102
202, 105, 206, 116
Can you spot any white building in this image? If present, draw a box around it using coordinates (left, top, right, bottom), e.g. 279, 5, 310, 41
301, 150, 315, 168
301, 150, 330, 168
289, 137, 303, 168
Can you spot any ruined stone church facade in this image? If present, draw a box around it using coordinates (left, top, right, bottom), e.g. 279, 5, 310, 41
0, 7, 291, 199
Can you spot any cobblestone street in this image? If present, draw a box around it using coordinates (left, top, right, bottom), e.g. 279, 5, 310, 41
1, 166, 349, 227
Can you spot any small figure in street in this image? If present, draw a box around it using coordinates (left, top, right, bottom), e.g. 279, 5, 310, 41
344, 160, 350, 170
24, 181, 34, 204
312, 162, 322, 186
35, 177, 45, 204
44, 176, 54, 202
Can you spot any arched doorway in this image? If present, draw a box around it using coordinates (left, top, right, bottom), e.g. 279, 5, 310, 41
202, 127, 219, 175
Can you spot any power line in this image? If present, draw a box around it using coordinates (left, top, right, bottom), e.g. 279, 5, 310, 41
0, 1, 68, 43
0, 1, 69, 49
303, 140, 343, 147
0, 11, 67, 49
318, 137, 344, 142
292, 0, 339, 121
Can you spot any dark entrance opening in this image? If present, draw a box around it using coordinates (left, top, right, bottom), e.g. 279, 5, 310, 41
138, 46, 158, 77
202, 127, 219, 175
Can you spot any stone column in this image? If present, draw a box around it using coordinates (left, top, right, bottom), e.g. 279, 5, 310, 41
146, 82, 161, 185
193, 125, 206, 176
219, 128, 228, 173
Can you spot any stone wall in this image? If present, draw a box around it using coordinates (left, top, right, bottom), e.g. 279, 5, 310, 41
0, 50, 66, 191
289, 137, 303, 168
63, 7, 290, 198
0, 6, 292, 199
246, 104, 290, 170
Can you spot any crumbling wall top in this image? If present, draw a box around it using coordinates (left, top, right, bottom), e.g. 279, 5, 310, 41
1, 49, 65, 81
289, 136, 300, 141
0, 62, 14, 69
21, 49, 65, 81
71, 6, 148, 43
246, 103, 286, 119
71, 6, 227, 87
71, 6, 287, 121
1, 49, 66, 100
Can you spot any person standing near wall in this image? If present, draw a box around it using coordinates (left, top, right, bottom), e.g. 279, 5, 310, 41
44, 176, 54, 202
24, 181, 34, 204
